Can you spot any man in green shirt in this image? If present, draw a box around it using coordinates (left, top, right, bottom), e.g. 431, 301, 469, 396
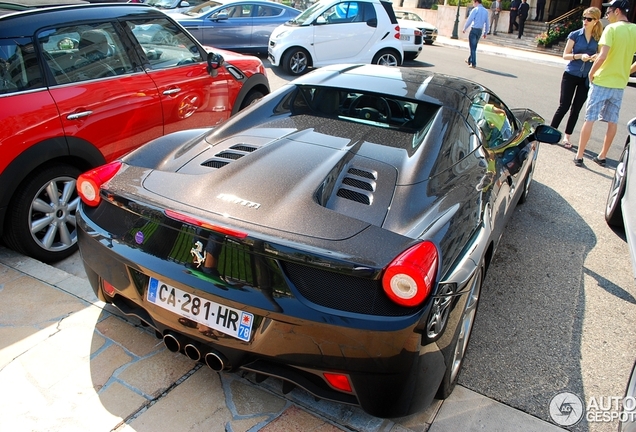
574, 0, 636, 167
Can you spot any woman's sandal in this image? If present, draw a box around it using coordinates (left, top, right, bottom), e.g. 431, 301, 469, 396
563, 140, 573, 149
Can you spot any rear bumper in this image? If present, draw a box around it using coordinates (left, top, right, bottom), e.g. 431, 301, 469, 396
77, 210, 447, 417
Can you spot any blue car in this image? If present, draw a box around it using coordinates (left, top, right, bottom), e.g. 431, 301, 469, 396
171, 0, 300, 54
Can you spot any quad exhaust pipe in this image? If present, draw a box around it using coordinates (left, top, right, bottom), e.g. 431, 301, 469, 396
204, 352, 226, 371
184, 343, 201, 361
163, 333, 183, 353
163, 332, 229, 371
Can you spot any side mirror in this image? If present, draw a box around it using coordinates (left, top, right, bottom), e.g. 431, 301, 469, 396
366, 18, 377, 27
207, 52, 224, 77
628, 117, 636, 135
180, 0, 190, 6
533, 124, 562, 144
213, 11, 229, 21
316, 16, 327, 24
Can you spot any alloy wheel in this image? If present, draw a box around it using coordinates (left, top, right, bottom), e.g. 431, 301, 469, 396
28, 175, 80, 254
450, 267, 482, 383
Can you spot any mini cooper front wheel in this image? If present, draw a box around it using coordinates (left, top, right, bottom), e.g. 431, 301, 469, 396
3, 164, 81, 263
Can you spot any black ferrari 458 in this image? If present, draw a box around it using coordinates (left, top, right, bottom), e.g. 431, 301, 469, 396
76, 64, 561, 417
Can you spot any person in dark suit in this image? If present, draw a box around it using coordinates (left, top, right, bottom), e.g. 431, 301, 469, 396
508, 0, 520, 33
517, 0, 529, 38
534, 0, 546, 21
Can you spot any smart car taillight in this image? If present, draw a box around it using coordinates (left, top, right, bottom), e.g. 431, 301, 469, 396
395, 25, 401, 39
77, 161, 122, 207
382, 241, 438, 307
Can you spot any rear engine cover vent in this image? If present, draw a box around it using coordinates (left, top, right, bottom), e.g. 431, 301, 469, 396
201, 144, 259, 169
337, 167, 376, 205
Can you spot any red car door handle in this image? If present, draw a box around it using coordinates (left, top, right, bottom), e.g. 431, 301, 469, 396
163, 88, 182, 95
67, 110, 93, 120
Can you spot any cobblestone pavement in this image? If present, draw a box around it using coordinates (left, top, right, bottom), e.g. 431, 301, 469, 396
0, 246, 565, 432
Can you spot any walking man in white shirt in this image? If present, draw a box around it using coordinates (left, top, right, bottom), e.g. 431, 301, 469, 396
463, 0, 489, 68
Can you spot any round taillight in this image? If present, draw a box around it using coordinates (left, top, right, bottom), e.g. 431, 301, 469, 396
382, 241, 438, 307
77, 161, 122, 207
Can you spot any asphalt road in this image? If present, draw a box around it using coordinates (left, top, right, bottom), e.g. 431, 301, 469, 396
54, 43, 636, 431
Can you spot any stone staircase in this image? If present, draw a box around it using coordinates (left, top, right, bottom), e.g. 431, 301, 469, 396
487, 20, 564, 56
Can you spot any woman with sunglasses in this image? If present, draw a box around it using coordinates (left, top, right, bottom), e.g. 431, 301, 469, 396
549, 7, 603, 149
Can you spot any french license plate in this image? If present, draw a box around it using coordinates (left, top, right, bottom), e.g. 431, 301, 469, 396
399, 35, 410, 41
147, 277, 253, 342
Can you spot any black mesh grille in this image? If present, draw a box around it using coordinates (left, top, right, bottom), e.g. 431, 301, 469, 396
342, 177, 373, 191
415, 35, 423, 45
201, 144, 259, 169
337, 188, 370, 204
216, 151, 244, 160
201, 160, 229, 168
230, 144, 258, 152
282, 262, 419, 316
348, 168, 376, 179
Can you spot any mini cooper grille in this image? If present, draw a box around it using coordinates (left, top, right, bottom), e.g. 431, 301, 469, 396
336, 167, 376, 205
282, 262, 419, 316
201, 144, 259, 169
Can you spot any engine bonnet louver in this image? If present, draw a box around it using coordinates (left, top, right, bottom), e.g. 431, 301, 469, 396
337, 167, 376, 205
201, 144, 259, 169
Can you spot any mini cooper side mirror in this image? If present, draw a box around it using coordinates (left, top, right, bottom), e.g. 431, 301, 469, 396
207, 52, 224, 77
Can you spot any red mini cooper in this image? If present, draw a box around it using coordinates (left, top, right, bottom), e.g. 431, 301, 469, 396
0, 3, 269, 262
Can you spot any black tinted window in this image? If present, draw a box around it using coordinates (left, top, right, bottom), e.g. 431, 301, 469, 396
0, 37, 43, 95
38, 23, 135, 85
127, 18, 203, 70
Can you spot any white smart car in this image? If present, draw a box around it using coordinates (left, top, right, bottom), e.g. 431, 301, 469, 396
268, 0, 403, 75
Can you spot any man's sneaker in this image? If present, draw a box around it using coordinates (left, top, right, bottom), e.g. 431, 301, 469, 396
573, 158, 584, 167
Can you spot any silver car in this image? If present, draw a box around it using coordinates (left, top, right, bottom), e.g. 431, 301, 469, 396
145, 0, 207, 13
171, 0, 301, 54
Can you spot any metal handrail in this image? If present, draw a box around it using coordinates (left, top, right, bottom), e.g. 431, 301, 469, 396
545, 5, 586, 35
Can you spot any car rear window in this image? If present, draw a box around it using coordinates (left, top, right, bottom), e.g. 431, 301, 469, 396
288, 85, 438, 134
0, 37, 44, 95
38, 23, 135, 85
380, 0, 398, 24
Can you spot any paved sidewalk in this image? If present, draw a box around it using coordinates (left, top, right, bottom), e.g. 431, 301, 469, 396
0, 33, 574, 432
0, 246, 566, 432
435, 35, 568, 68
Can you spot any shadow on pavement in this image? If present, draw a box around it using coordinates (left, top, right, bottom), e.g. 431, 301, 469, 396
459, 180, 594, 432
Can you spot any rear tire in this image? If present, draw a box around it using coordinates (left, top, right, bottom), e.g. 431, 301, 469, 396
282, 48, 310, 76
239, 90, 265, 110
517, 162, 535, 205
436, 263, 483, 399
606, 141, 628, 227
372, 49, 401, 66
3, 164, 81, 263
